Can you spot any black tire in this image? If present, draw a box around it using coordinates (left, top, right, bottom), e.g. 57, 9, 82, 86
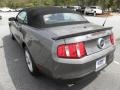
24, 47, 39, 76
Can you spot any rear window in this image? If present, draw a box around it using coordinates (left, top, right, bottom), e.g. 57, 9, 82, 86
43, 13, 86, 24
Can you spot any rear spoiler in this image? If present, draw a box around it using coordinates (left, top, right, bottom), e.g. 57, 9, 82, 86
52, 27, 112, 40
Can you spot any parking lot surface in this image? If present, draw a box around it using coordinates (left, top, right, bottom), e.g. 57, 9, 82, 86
0, 12, 120, 90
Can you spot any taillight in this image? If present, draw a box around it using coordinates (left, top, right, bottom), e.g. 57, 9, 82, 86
109, 34, 115, 45
57, 45, 66, 58
67, 43, 78, 58
57, 42, 87, 59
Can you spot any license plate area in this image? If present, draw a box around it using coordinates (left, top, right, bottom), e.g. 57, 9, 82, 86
96, 57, 107, 72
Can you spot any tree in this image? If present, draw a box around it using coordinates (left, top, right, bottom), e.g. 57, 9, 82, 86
0, 0, 7, 7
0, 0, 119, 10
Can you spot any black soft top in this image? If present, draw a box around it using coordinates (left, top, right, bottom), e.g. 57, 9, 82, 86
24, 7, 75, 15
22, 7, 87, 28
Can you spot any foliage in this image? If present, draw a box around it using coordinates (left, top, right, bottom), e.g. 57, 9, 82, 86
0, 0, 119, 9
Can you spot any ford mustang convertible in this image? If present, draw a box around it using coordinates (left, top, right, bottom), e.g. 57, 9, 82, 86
9, 7, 115, 79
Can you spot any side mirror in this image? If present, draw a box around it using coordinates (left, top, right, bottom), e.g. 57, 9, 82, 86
8, 17, 17, 21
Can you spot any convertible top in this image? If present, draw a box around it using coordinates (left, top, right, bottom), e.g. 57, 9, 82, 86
24, 7, 75, 15
22, 7, 87, 28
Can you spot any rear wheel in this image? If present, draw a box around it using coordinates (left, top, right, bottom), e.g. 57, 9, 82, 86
24, 47, 39, 76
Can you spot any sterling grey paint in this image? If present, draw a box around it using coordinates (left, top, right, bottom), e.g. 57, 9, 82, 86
9, 7, 115, 79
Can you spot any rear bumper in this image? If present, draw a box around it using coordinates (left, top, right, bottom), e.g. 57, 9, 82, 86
51, 46, 115, 79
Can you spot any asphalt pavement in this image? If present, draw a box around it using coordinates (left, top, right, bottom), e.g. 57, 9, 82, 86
0, 12, 120, 90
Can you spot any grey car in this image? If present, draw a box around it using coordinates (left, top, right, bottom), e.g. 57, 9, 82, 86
9, 7, 115, 79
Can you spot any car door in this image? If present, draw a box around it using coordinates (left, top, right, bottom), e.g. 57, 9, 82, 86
14, 11, 27, 45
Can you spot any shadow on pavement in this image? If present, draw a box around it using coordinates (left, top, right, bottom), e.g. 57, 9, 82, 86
2, 35, 99, 90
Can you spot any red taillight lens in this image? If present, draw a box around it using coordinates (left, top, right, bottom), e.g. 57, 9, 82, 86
67, 43, 77, 58
57, 42, 87, 59
109, 34, 115, 45
57, 45, 66, 58
79, 42, 87, 57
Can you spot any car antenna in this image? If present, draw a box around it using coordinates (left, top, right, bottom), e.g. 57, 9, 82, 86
102, 12, 109, 26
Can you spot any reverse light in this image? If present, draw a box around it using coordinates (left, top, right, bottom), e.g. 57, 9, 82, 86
57, 42, 87, 59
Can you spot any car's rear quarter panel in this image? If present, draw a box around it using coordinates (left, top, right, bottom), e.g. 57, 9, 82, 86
22, 26, 54, 68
